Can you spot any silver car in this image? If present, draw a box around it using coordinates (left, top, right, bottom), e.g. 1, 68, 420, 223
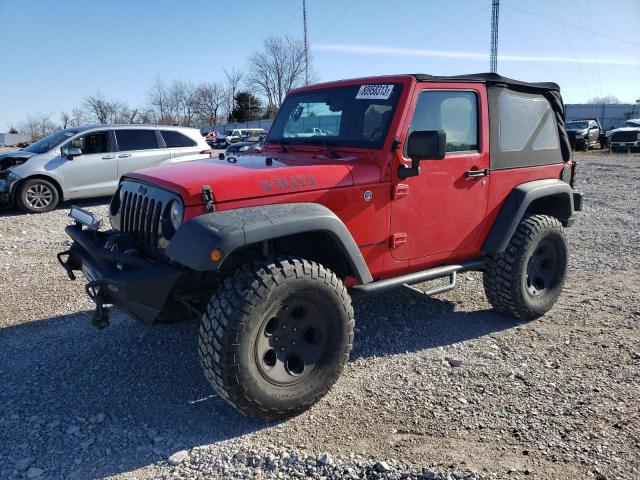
0, 125, 212, 213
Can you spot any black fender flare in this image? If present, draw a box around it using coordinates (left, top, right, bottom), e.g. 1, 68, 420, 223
164, 202, 373, 284
482, 179, 577, 254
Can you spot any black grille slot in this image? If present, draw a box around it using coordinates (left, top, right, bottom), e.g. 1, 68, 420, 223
611, 131, 638, 143
117, 181, 175, 254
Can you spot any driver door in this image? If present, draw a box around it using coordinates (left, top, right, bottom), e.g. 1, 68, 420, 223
60, 130, 118, 198
390, 86, 490, 262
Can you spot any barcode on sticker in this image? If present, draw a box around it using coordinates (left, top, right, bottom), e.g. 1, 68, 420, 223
356, 84, 394, 100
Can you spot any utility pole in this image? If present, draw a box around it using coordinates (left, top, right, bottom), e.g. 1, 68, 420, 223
303, 0, 309, 85
490, 0, 499, 73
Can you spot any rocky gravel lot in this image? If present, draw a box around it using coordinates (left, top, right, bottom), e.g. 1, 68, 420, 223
0, 151, 638, 480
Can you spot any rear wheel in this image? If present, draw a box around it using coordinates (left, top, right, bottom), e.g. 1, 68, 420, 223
483, 215, 568, 321
198, 257, 354, 420
17, 178, 60, 213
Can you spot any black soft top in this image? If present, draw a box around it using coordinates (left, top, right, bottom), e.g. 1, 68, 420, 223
413, 72, 560, 93
414, 72, 569, 162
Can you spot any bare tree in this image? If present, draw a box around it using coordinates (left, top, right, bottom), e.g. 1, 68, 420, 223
223, 68, 244, 121
193, 82, 225, 126
247, 35, 313, 113
148, 76, 173, 124
60, 111, 71, 129
21, 113, 57, 140
588, 95, 622, 104
71, 108, 85, 127
83, 92, 118, 124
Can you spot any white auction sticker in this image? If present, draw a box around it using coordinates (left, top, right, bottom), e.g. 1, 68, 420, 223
355, 84, 394, 100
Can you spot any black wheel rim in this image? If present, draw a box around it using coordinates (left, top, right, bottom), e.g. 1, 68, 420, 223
255, 298, 327, 385
25, 184, 54, 209
526, 238, 560, 297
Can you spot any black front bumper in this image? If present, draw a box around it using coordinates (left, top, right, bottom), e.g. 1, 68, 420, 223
59, 225, 184, 325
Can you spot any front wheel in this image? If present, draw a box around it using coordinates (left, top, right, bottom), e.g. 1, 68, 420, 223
198, 257, 354, 420
17, 178, 60, 213
483, 215, 568, 321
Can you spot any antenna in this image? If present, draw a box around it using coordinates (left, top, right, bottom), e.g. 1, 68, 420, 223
303, 0, 309, 85
490, 0, 500, 73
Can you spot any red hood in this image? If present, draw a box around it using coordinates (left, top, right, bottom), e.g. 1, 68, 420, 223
125, 151, 381, 206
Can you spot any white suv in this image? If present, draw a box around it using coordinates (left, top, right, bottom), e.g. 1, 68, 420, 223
0, 125, 211, 213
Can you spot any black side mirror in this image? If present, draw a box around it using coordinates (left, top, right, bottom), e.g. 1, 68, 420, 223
66, 147, 82, 160
398, 130, 446, 179
218, 152, 225, 160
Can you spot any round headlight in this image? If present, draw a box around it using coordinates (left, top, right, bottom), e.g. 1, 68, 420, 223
169, 201, 184, 230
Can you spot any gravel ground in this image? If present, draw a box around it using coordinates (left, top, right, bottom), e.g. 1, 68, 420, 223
0, 151, 638, 480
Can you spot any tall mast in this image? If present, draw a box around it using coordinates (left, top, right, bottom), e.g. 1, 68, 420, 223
490, 0, 500, 73
303, 0, 309, 85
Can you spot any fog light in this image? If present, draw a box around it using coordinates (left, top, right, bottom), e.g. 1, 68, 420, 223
210, 248, 223, 261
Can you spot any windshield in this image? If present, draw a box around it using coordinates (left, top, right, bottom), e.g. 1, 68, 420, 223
266, 83, 403, 149
225, 130, 234, 136
24, 129, 80, 154
566, 121, 588, 129
624, 120, 640, 127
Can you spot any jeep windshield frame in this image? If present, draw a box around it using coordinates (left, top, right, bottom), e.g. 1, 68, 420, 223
266, 83, 403, 150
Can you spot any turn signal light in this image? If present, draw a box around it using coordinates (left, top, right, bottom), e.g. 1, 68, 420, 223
210, 248, 223, 261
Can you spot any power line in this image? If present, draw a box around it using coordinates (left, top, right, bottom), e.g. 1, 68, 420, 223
348, 5, 490, 76
312, 0, 360, 42
490, 0, 499, 73
551, 0, 592, 100
503, 3, 640, 48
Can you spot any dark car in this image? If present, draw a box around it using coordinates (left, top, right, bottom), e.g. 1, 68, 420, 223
224, 136, 265, 156
565, 119, 601, 151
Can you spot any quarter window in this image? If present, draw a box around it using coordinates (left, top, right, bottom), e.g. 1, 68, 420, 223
498, 92, 559, 151
406, 90, 478, 154
115, 129, 158, 151
161, 130, 196, 148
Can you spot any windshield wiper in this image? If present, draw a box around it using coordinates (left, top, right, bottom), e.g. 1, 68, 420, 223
303, 140, 341, 159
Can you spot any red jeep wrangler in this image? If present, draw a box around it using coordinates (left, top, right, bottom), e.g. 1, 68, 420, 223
58, 73, 582, 420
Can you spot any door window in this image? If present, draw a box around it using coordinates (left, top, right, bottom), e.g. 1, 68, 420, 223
161, 130, 196, 148
405, 90, 478, 154
70, 131, 109, 155
115, 129, 158, 151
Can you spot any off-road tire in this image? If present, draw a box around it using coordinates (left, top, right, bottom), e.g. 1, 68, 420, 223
198, 256, 354, 420
16, 178, 60, 213
483, 214, 568, 321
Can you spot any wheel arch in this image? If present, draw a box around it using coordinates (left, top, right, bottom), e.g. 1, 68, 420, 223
482, 179, 575, 254
165, 203, 373, 284
15, 174, 64, 201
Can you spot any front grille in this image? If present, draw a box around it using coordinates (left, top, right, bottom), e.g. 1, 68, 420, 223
113, 180, 181, 254
120, 191, 163, 251
611, 131, 638, 143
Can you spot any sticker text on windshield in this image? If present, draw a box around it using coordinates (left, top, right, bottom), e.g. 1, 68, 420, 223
356, 84, 394, 100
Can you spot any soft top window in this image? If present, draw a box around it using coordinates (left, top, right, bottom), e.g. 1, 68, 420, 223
489, 88, 563, 170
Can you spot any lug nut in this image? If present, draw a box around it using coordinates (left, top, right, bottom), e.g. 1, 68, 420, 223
274, 336, 279, 342
292, 327, 297, 333
291, 340, 296, 346
282, 324, 287, 329
279, 346, 285, 352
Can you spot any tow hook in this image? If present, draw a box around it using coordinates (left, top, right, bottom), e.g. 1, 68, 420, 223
85, 280, 110, 329
56, 250, 76, 280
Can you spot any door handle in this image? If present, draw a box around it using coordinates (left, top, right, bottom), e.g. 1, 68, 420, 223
101, 154, 115, 160
465, 168, 490, 178
117, 153, 131, 158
